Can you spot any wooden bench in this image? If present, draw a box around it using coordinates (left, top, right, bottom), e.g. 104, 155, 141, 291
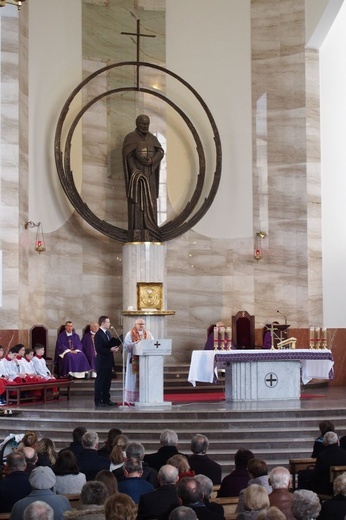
288, 457, 316, 491
211, 484, 221, 500
330, 465, 346, 482
5, 379, 73, 406
210, 497, 239, 520
0, 514, 10, 520
63, 493, 81, 507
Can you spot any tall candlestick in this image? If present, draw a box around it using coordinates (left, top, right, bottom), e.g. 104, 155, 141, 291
315, 327, 321, 349
220, 327, 225, 350
226, 327, 232, 350
321, 327, 328, 349
309, 327, 315, 349
213, 327, 218, 350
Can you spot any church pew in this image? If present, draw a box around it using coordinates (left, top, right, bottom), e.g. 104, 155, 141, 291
211, 484, 221, 500
210, 496, 239, 517
288, 457, 316, 491
62, 493, 81, 507
4, 379, 72, 406
330, 464, 346, 482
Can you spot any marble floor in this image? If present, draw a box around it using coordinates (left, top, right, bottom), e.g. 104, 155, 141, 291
3, 384, 346, 415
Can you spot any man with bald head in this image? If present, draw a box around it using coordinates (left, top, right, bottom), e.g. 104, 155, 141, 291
123, 318, 154, 406
137, 464, 180, 520
0, 451, 31, 513
82, 322, 99, 373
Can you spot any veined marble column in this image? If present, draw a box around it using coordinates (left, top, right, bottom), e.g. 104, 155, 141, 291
122, 242, 172, 338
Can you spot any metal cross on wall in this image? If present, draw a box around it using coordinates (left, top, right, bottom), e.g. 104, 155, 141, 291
121, 19, 156, 89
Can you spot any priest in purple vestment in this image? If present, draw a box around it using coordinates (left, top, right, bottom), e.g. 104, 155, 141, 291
55, 321, 91, 378
82, 322, 98, 372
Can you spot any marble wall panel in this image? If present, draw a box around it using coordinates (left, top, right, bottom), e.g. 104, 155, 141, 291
0, 0, 329, 369
166, 273, 233, 363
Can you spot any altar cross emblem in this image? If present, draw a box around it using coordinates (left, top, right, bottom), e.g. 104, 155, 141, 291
154, 341, 161, 349
265, 373, 278, 388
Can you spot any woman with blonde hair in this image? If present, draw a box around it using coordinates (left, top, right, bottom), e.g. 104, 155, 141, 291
167, 454, 195, 480
236, 484, 270, 519
109, 434, 128, 472
36, 437, 58, 466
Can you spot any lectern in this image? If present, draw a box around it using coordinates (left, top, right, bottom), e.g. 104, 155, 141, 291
133, 339, 172, 407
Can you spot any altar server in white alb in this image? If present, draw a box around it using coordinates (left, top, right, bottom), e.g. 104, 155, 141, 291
123, 319, 154, 406
32, 344, 56, 380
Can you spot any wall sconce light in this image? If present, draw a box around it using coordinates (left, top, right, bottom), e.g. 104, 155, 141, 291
24, 221, 46, 254
254, 231, 267, 261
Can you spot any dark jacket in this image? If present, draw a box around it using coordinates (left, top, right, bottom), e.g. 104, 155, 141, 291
118, 476, 154, 504
76, 448, 109, 481
188, 454, 222, 484
144, 446, 180, 472
312, 444, 346, 495
189, 503, 224, 520
137, 484, 179, 520
0, 471, 32, 513
60, 441, 85, 459
217, 467, 249, 497
318, 494, 346, 520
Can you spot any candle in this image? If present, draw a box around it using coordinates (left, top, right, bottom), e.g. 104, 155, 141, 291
309, 327, 315, 340
213, 327, 218, 341
226, 327, 232, 350
322, 328, 327, 340
220, 327, 225, 342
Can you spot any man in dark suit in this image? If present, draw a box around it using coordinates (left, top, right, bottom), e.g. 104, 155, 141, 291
0, 451, 32, 513
312, 431, 346, 495
94, 315, 121, 407
137, 464, 179, 520
76, 431, 109, 481
175, 477, 224, 520
318, 472, 346, 520
59, 426, 87, 458
144, 429, 180, 472
188, 434, 222, 485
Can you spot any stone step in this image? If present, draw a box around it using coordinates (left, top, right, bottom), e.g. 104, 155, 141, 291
0, 378, 343, 478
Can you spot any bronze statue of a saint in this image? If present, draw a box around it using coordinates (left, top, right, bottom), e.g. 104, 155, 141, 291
122, 115, 164, 242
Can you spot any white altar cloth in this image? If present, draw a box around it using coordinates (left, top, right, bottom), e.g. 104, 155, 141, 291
188, 349, 334, 387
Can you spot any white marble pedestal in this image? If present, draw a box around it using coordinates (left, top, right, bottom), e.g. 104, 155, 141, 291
133, 339, 172, 408
225, 360, 301, 401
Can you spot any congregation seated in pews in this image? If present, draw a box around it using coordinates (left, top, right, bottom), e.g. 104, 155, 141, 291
2, 420, 346, 520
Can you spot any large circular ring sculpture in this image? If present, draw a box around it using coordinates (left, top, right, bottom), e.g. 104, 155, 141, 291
55, 61, 222, 243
